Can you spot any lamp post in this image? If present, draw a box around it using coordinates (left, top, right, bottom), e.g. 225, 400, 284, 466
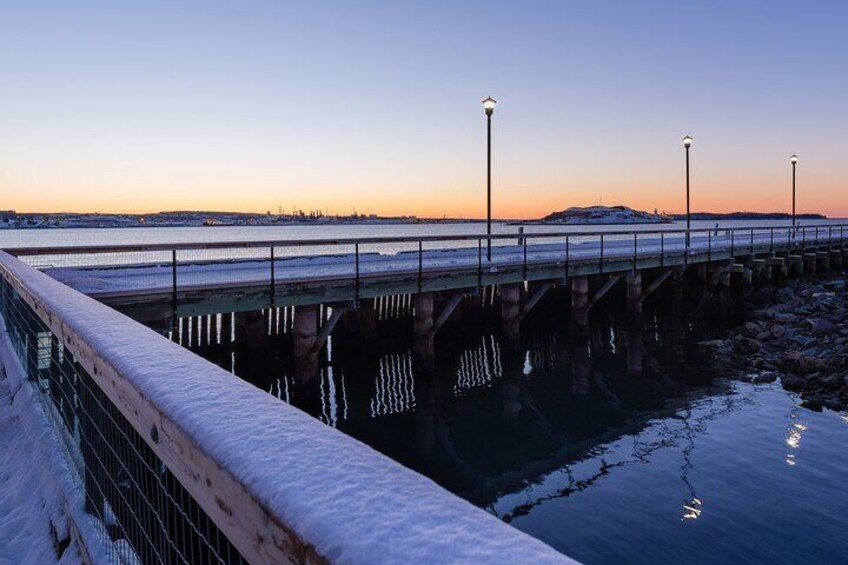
683, 135, 693, 248
790, 154, 798, 238
482, 96, 497, 261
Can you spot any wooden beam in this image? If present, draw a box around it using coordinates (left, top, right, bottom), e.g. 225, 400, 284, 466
588, 276, 620, 309
640, 269, 673, 303
430, 293, 464, 336
308, 302, 353, 356
521, 283, 553, 319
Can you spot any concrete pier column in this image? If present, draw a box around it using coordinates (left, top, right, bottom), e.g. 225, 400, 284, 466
200, 315, 209, 346
742, 267, 754, 299
816, 252, 830, 272
413, 292, 435, 363
803, 253, 817, 274
221, 312, 232, 345
235, 310, 266, 349
830, 250, 843, 270
570, 277, 590, 337
718, 269, 731, 309
626, 272, 642, 319
293, 304, 319, 357
672, 268, 685, 313
500, 284, 522, 339
413, 292, 434, 337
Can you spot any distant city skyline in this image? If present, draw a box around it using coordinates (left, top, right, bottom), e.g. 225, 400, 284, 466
2, 1, 846, 217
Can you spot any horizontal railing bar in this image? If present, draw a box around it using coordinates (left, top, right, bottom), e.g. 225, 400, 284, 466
5, 223, 847, 257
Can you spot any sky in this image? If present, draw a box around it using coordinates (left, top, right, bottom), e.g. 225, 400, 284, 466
1, 1, 846, 218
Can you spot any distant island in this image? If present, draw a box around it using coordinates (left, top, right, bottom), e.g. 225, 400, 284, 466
523, 206, 672, 225
518, 206, 828, 226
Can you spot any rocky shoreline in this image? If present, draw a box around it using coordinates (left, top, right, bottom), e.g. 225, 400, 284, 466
699, 274, 848, 412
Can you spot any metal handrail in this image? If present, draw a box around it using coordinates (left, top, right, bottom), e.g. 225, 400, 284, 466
5, 223, 848, 257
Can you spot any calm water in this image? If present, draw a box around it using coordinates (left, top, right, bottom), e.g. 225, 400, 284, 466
1, 218, 846, 249
184, 303, 846, 564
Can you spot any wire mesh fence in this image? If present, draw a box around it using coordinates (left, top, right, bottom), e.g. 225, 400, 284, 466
0, 275, 247, 564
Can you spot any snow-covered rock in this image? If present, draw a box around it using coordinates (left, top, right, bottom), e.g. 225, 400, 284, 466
538, 206, 670, 225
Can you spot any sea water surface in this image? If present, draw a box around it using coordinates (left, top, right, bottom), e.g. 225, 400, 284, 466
2, 220, 847, 564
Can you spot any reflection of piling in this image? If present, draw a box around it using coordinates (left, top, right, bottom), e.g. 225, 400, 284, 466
570, 341, 590, 396
626, 329, 643, 376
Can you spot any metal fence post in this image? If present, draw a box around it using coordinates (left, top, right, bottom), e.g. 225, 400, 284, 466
523, 237, 528, 281
565, 235, 570, 281
708, 231, 712, 262
354, 243, 360, 302
171, 250, 178, 319
477, 239, 482, 291
418, 240, 423, 293
600, 234, 605, 274
633, 233, 637, 272
270, 246, 275, 307
660, 232, 665, 268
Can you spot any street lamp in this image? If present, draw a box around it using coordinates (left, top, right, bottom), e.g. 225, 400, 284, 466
683, 135, 693, 248
790, 154, 798, 237
482, 96, 497, 261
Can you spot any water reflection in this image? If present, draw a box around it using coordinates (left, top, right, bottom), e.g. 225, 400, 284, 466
179, 308, 732, 511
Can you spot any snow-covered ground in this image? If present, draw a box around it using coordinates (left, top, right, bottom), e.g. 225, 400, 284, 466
39, 230, 839, 297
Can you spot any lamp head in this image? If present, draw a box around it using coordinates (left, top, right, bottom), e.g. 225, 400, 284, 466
682, 135, 693, 148
790, 154, 798, 164
482, 96, 497, 115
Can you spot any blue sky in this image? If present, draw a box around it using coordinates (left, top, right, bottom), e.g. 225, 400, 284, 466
1, 1, 846, 217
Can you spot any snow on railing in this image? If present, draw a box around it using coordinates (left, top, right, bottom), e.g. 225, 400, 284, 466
0, 250, 572, 564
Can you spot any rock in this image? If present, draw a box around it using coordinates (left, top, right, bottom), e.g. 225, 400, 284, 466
740, 322, 762, 338
755, 331, 771, 342
734, 337, 762, 355
752, 372, 778, 384
820, 374, 841, 389
774, 312, 797, 323
825, 398, 844, 411
801, 398, 824, 412
810, 319, 839, 335
697, 340, 732, 356
781, 375, 805, 390
788, 335, 816, 348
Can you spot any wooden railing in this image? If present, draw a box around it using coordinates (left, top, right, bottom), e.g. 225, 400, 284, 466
0, 250, 572, 564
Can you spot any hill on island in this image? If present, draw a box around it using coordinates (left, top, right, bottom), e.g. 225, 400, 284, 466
536, 206, 670, 225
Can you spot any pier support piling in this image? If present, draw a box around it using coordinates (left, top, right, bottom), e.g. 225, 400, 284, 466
626, 272, 643, 319
570, 277, 589, 337
500, 284, 522, 339
293, 305, 318, 357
